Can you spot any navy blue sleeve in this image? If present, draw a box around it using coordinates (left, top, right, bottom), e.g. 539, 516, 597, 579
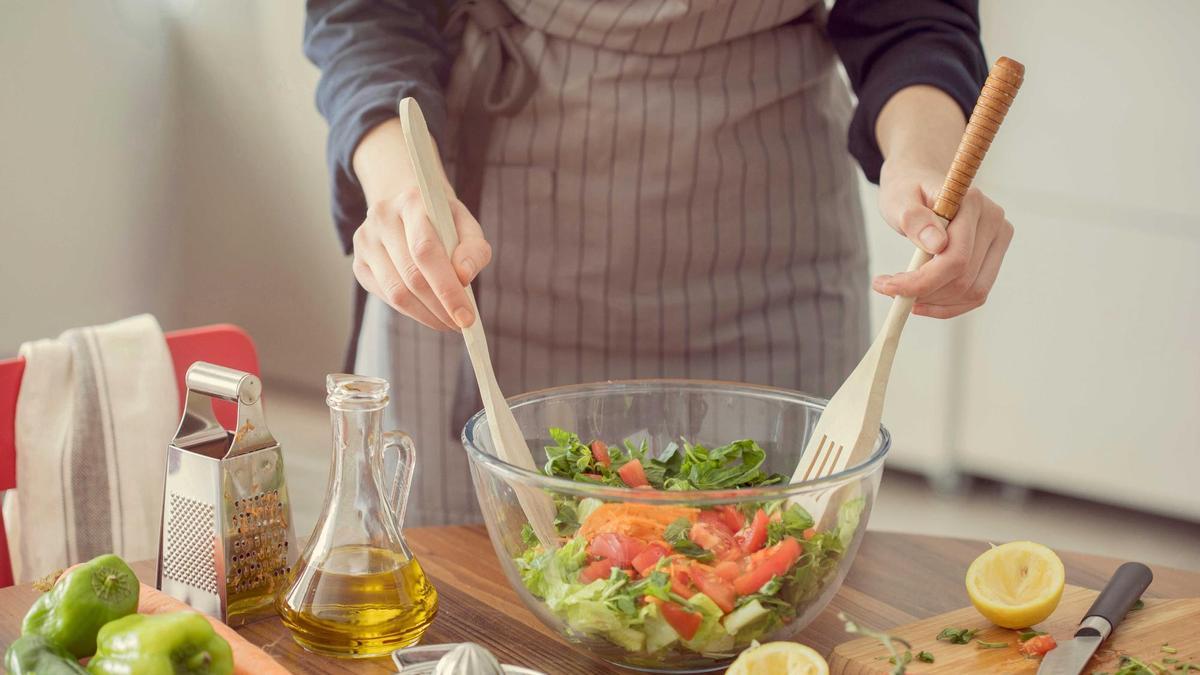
827, 0, 988, 183
304, 0, 453, 253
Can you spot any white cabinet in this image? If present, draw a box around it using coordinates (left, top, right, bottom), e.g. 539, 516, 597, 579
860, 0, 1200, 521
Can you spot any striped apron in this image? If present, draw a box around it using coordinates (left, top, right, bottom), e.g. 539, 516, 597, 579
356, 0, 869, 526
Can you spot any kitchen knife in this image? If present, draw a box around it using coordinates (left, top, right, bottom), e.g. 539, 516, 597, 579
1036, 562, 1154, 675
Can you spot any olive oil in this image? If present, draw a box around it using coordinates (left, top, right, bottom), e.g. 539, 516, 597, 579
277, 544, 438, 658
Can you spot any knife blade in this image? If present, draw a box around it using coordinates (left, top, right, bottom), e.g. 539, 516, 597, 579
1037, 562, 1153, 675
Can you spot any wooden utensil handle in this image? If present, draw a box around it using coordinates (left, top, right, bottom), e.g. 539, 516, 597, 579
931, 56, 1025, 222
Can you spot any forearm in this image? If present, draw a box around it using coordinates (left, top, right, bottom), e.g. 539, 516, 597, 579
353, 119, 418, 207
875, 85, 966, 175
353, 118, 456, 208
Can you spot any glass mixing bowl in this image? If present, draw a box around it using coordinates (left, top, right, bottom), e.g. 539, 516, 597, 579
462, 380, 890, 673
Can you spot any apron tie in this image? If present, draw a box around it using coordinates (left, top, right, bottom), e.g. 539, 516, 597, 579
444, 0, 537, 439
445, 0, 537, 213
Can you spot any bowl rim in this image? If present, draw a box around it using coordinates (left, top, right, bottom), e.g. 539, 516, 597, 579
460, 379, 891, 503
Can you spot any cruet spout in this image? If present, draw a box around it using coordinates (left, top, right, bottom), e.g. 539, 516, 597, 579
381, 430, 416, 529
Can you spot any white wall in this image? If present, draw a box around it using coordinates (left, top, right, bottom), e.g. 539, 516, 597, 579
0, 0, 180, 347
867, 0, 1200, 518
165, 1, 351, 389
4, 1, 1197, 518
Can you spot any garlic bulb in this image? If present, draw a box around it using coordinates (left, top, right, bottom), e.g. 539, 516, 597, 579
433, 642, 505, 675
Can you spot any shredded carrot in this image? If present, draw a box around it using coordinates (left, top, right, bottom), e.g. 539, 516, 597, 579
578, 503, 699, 542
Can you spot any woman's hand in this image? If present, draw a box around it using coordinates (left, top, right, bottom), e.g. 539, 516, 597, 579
873, 160, 1013, 318
352, 192, 491, 330
872, 85, 1014, 319
350, 119, 491, 331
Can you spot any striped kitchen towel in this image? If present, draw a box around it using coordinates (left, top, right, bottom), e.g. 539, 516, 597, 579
2, 314, 177, 583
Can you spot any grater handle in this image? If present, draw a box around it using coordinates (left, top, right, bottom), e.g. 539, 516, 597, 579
186, 362, 262, 405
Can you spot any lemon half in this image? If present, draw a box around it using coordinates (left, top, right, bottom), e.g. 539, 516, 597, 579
726, 641, 828, 675
966, 541, 1065, 629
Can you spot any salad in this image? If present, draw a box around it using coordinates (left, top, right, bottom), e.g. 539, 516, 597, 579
515, 429, 865, 662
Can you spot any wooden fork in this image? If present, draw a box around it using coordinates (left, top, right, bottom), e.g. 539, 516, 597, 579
789, 57, 1025, 522
399, 97, 558, 547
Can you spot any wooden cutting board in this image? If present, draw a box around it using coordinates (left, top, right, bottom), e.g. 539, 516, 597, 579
830, 585, 1200, 674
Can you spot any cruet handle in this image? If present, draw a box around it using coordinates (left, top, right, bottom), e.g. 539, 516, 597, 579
381, 430, 416, 528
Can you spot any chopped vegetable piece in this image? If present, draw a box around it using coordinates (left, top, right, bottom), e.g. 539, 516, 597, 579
917, 651, 935, 663
713, 560, 741, 582
976, 640, 1008, 649
1162, 644, 1178, 654
1017, 629, 1047, 641
840, 612, 912, 675
590, 441, 612, 467
655, 599, 702, 641
734, 538, 802, 596
713, 505, 746, 533
698, 510, 735, 535
1019, 634, 1057, 657
735, 509, 769, 554
631, 543, 670, 576
689, 566, 736, 614
618, 459, 650, 487
580, 558, 617, 583
587, 532, 646, 568
936, 627, 980, 644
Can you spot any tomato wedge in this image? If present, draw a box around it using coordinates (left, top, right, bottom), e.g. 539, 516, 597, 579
669, 563, 695, 599
698, 510, 735, 535
631, 542, 670, 576
690, 566, 736, 613
590, 440, 611, 467
587, 532, 647, 568
617, 459, 650, 487
580, 558, 616, 583
713, 505, 746, 533
734, 508, 769, 554
713, 560, 741, 582
1019, 634, 1057, 657
733, 537, 803, 595
653, 598, 702, 641
689, 521, 737, 556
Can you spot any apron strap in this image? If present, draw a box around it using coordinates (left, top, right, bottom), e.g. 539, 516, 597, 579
444, 0, 537, 436
444, 0, 537, 215
346, 0, 536, 382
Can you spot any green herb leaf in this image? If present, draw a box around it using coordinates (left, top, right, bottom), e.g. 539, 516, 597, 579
552, 496, 580, 536
1018, 629, 1047, 641
520, 523, 539, 548
663, 517, 715, 562
976, 640, 1008, 649
840, 612, 913, 675
1130, 599, 1145, 611
936, 627, 980, 645
1162, 645, 1178, 654
917, 651, 935, 663
766, 504, 815, 546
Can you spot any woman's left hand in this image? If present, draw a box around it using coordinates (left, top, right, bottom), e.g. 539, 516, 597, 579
872, 159, 1014, 319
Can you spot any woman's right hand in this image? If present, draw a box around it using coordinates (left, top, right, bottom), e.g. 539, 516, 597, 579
352, 189, 491, 331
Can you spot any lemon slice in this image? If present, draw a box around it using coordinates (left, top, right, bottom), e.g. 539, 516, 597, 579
726, 641, 828, 675
966, 541, 1065, 629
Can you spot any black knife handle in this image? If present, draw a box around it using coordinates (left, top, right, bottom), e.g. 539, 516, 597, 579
1079, 562, 1153, 637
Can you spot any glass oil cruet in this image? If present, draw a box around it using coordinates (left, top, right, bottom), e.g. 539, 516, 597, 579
277, 374, 438, 658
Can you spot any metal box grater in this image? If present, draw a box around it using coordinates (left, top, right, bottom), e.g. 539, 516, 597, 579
156, 362, 296, 626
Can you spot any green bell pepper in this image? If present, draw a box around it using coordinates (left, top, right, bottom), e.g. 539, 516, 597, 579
22, 554, 139, 658
87, 612, 233, 675
4, 634, 88, 675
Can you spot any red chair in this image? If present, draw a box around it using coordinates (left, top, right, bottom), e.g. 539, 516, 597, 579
0, 323, 258, 587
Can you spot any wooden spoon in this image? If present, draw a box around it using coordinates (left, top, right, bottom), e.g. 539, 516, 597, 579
398, 97, 557, 547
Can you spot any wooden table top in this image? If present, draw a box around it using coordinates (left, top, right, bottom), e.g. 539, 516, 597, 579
0, 527, 1196, 673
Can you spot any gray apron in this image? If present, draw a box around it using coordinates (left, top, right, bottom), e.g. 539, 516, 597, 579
356, 0, 869, 526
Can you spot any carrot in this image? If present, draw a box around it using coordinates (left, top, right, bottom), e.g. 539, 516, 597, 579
138, 584, 290, 675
